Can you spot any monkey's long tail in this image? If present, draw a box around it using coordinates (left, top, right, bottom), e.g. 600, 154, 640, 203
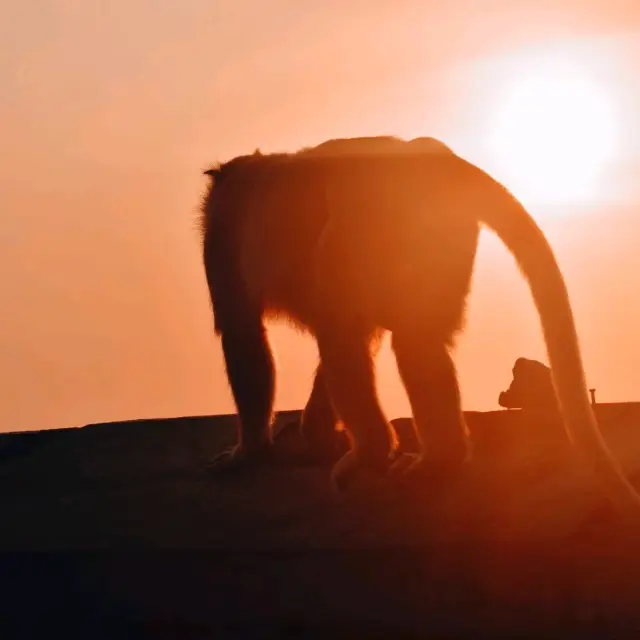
476, 172, 640, 521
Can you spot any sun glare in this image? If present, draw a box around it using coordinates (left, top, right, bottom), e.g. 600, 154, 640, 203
482, 48, 621, 208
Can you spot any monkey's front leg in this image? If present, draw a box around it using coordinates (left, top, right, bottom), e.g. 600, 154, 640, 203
207, 321, 277, 474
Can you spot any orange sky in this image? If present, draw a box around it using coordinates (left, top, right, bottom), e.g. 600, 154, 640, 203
2, 0, 640, 432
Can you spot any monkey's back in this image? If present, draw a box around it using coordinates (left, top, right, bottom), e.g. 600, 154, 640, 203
222, 150, 483, 330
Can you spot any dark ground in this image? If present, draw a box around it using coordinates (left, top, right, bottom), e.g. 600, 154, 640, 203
2, 405, 640, 638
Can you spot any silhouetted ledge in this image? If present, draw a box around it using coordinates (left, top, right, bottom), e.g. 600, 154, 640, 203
2, 406, 640, 638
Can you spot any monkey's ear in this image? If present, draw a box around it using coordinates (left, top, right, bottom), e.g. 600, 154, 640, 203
204, 167, 221, 179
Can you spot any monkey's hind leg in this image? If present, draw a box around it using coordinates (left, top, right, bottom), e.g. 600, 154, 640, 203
314, 323, 401, 491
391, 330, 472, 482
298, 364, 347, 465
264, 364, 348, 469
299, 330, 385, 466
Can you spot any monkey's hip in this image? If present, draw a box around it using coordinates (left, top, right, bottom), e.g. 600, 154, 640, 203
311, 232, 475, 334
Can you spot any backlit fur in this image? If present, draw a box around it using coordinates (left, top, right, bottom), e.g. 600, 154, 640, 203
199, 135, 640, 518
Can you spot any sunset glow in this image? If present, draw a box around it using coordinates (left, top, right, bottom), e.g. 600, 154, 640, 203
2, 0, 640, 434
482, 50, 621, 208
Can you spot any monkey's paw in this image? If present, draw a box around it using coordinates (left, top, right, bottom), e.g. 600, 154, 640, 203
387, 445, 473, 491
273, 422, 348, 468
205, 442, 275, 477
330, 448, 412, 493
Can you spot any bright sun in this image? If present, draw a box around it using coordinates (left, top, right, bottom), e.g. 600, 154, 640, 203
483, 50, 620, 208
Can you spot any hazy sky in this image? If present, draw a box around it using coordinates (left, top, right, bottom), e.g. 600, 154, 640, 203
2, 0, 640, 432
